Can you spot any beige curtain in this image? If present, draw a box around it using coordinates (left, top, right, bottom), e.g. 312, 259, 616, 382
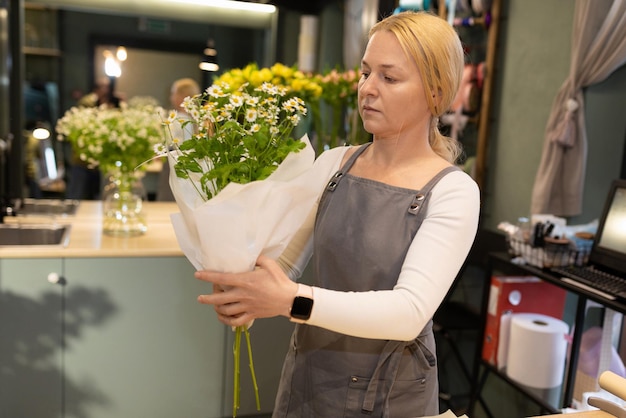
530, 0, 626, 217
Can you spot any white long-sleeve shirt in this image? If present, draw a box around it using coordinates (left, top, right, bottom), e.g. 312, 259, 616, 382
278, 146, 481, 341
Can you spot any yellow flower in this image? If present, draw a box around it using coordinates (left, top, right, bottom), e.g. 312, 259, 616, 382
258, 68, 274, 84
216, 63, 323, 107
270, 62, 293, 79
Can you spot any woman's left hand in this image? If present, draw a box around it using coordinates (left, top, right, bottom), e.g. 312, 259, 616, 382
195, 255, 298, 328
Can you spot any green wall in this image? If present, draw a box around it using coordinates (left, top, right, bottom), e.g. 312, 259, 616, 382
484, 0, 626, 230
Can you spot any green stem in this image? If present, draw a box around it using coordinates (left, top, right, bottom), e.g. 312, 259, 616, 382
169, 149, 207, 201
244, 327, 261, 411
231, 325, 260, 417
309, 102, 324, 156
233, 326, 242, 417
331, 103, 343, 149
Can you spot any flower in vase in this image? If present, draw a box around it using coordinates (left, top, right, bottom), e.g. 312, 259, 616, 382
310, 67, 365, 150
56, 96, 165, 177
315, 67, 360, 110
214, 62, 323, 107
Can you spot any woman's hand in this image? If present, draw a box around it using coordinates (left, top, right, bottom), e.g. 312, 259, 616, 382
195, 255, 298, 328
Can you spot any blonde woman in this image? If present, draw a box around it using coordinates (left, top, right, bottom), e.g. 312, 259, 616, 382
196, 11, 480, 417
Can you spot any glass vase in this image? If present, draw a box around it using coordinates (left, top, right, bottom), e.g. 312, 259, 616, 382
102, 171, 147, 237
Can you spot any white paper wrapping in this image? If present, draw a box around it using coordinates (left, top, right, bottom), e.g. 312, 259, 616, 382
167, 134, 341, 274
506, 313, 569, 389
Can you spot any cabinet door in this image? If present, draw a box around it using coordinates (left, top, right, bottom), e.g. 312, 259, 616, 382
63, 256, 224, 418
0, 258, 64, 418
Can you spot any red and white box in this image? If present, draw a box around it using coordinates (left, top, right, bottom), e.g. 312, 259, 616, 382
482, 276, 568, 369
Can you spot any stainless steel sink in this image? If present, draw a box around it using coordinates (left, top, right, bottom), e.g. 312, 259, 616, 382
17, 199, 80, 216
0, 224, 71, 246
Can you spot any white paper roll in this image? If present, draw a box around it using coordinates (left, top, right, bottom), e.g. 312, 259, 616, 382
506, 313, 569, 389
496, 311, 512, 370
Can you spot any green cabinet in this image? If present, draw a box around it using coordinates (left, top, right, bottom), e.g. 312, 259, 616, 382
62, 257, 225, 418
0, 258, 64, 417
0, 256, 294, 417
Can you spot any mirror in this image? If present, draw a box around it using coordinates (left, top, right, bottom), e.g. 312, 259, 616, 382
16, 1, 279, 200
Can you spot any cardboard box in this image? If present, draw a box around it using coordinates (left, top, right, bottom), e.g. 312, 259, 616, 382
482, 276, 568, 369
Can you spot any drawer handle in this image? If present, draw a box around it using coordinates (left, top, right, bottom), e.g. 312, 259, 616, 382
47, 272, 67, 285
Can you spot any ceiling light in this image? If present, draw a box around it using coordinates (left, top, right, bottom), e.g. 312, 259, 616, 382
116, 46, 127, 61
199, 62, 219, 72
33, 127, 50, 140
200, 39, 219, 72
168, 0, 276, 14
105, 56, 122, 77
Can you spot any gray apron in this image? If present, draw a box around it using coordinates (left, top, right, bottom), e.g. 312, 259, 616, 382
273, 143, 460, 417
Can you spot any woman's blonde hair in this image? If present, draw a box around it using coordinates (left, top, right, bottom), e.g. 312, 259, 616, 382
369, 11, 465, 163
172, 78, 201, 98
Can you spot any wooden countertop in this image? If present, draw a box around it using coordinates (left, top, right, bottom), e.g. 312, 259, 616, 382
0, 201, 185, 258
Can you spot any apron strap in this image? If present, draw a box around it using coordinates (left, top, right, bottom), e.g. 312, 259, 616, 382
408, 165, 461, 216
362, 320, 434, 416
362, 340, 406, 414
325, 143, 371, 192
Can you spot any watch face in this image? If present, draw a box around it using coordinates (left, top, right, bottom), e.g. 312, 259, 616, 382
291, 296, 314, 320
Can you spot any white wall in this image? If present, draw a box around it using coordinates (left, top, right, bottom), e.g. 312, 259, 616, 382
94, 45, 203, 109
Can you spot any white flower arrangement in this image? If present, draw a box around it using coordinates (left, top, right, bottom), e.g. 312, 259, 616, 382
56, 97, 164, 176
156, 80, 316, 417
156, 81, 308, 200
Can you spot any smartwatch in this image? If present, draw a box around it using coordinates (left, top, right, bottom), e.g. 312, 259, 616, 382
290, 284, 314, 323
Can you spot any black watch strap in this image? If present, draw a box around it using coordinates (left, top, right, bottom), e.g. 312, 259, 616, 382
290, 284, 313, 323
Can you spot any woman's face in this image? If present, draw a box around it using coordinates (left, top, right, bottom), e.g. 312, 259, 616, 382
358, 30, 431, 139
170, 89, 185, 108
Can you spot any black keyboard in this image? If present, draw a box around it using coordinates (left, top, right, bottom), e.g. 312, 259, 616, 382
552, 265, 626, 301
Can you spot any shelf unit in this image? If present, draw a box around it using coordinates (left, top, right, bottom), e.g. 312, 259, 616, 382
468, 252, 626, 417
